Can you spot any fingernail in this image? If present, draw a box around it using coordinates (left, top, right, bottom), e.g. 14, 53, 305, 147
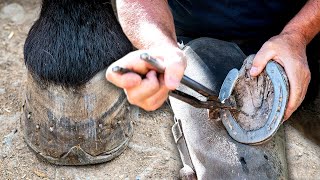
250, 67, 258, 75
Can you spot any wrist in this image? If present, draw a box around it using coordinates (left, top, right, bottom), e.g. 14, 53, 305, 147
146, 45, 186, 69
147, 40, 179, 50
280, 27, 309, 47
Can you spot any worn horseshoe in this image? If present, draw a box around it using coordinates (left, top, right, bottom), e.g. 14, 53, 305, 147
220, 61, 289, 145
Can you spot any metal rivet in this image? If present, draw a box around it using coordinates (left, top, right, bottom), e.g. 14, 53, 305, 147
36, 124, 40, 129
49, 127, 54, 132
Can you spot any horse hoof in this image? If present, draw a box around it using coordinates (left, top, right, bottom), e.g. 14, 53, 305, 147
21, 70, 138, 165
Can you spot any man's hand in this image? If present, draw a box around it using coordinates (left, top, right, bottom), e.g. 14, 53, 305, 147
113, 0, 184, 111
106, 47, 186, 111
250, 32, 310, 120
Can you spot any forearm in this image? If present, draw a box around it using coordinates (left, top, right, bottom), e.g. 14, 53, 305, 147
281, 0, 320, 45
117, 0, 177, 49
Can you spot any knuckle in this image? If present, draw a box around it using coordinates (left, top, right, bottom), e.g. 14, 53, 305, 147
128, 94, 141, 104
263, 41, 274, 49
269, 49, 277, 56
126, 92, 140, 105
261, 42, 278, 56
126, 96, 137, 106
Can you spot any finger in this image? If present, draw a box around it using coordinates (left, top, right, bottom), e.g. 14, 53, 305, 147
125, 70, 161, 104
110, 51, 157, 75
283, 73, 303, 120
250, 43, 276, 76
283, 71, 299, 120
106, 66, 142, 89
283, 59, 311, 120
284, 76, 310, 120
143, 74, 170, 111
284, 102, 298, 121
164, 51, 186, 90
106, 50, 163, 88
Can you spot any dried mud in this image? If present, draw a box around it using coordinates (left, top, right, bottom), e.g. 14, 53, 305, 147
232, 55, 274, 131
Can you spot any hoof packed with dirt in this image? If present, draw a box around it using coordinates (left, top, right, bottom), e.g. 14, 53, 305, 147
232, 55, 275, 131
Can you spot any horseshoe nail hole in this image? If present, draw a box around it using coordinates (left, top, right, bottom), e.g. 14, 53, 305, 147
240, 157, 246, 164
27, 112, 32, 119
239, 157, 249, 174
264, 154, 269, 160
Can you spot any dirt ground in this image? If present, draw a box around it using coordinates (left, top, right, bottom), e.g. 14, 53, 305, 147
0, 0, 319, 179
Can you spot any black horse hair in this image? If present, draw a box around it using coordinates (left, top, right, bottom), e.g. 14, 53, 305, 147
24, 0, 132, 88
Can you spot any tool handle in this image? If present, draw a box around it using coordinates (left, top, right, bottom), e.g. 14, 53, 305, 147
112, 66, 133, 74
140, 53, 218, 98
180, 76, 217, 98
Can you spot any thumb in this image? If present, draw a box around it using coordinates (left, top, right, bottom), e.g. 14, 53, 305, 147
250, 47, 275, 77
164, 51, 186, 90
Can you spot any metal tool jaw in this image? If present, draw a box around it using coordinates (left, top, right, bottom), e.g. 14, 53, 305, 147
220, 61, 289, 145
140, 53, 235, 110
219, 69, 239, 104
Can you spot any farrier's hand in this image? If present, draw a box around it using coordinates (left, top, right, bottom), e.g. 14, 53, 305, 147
106, 47, 186, 111
250, 32, 310, 120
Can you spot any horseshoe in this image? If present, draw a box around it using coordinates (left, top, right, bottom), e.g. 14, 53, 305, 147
220, 61, 289, 145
